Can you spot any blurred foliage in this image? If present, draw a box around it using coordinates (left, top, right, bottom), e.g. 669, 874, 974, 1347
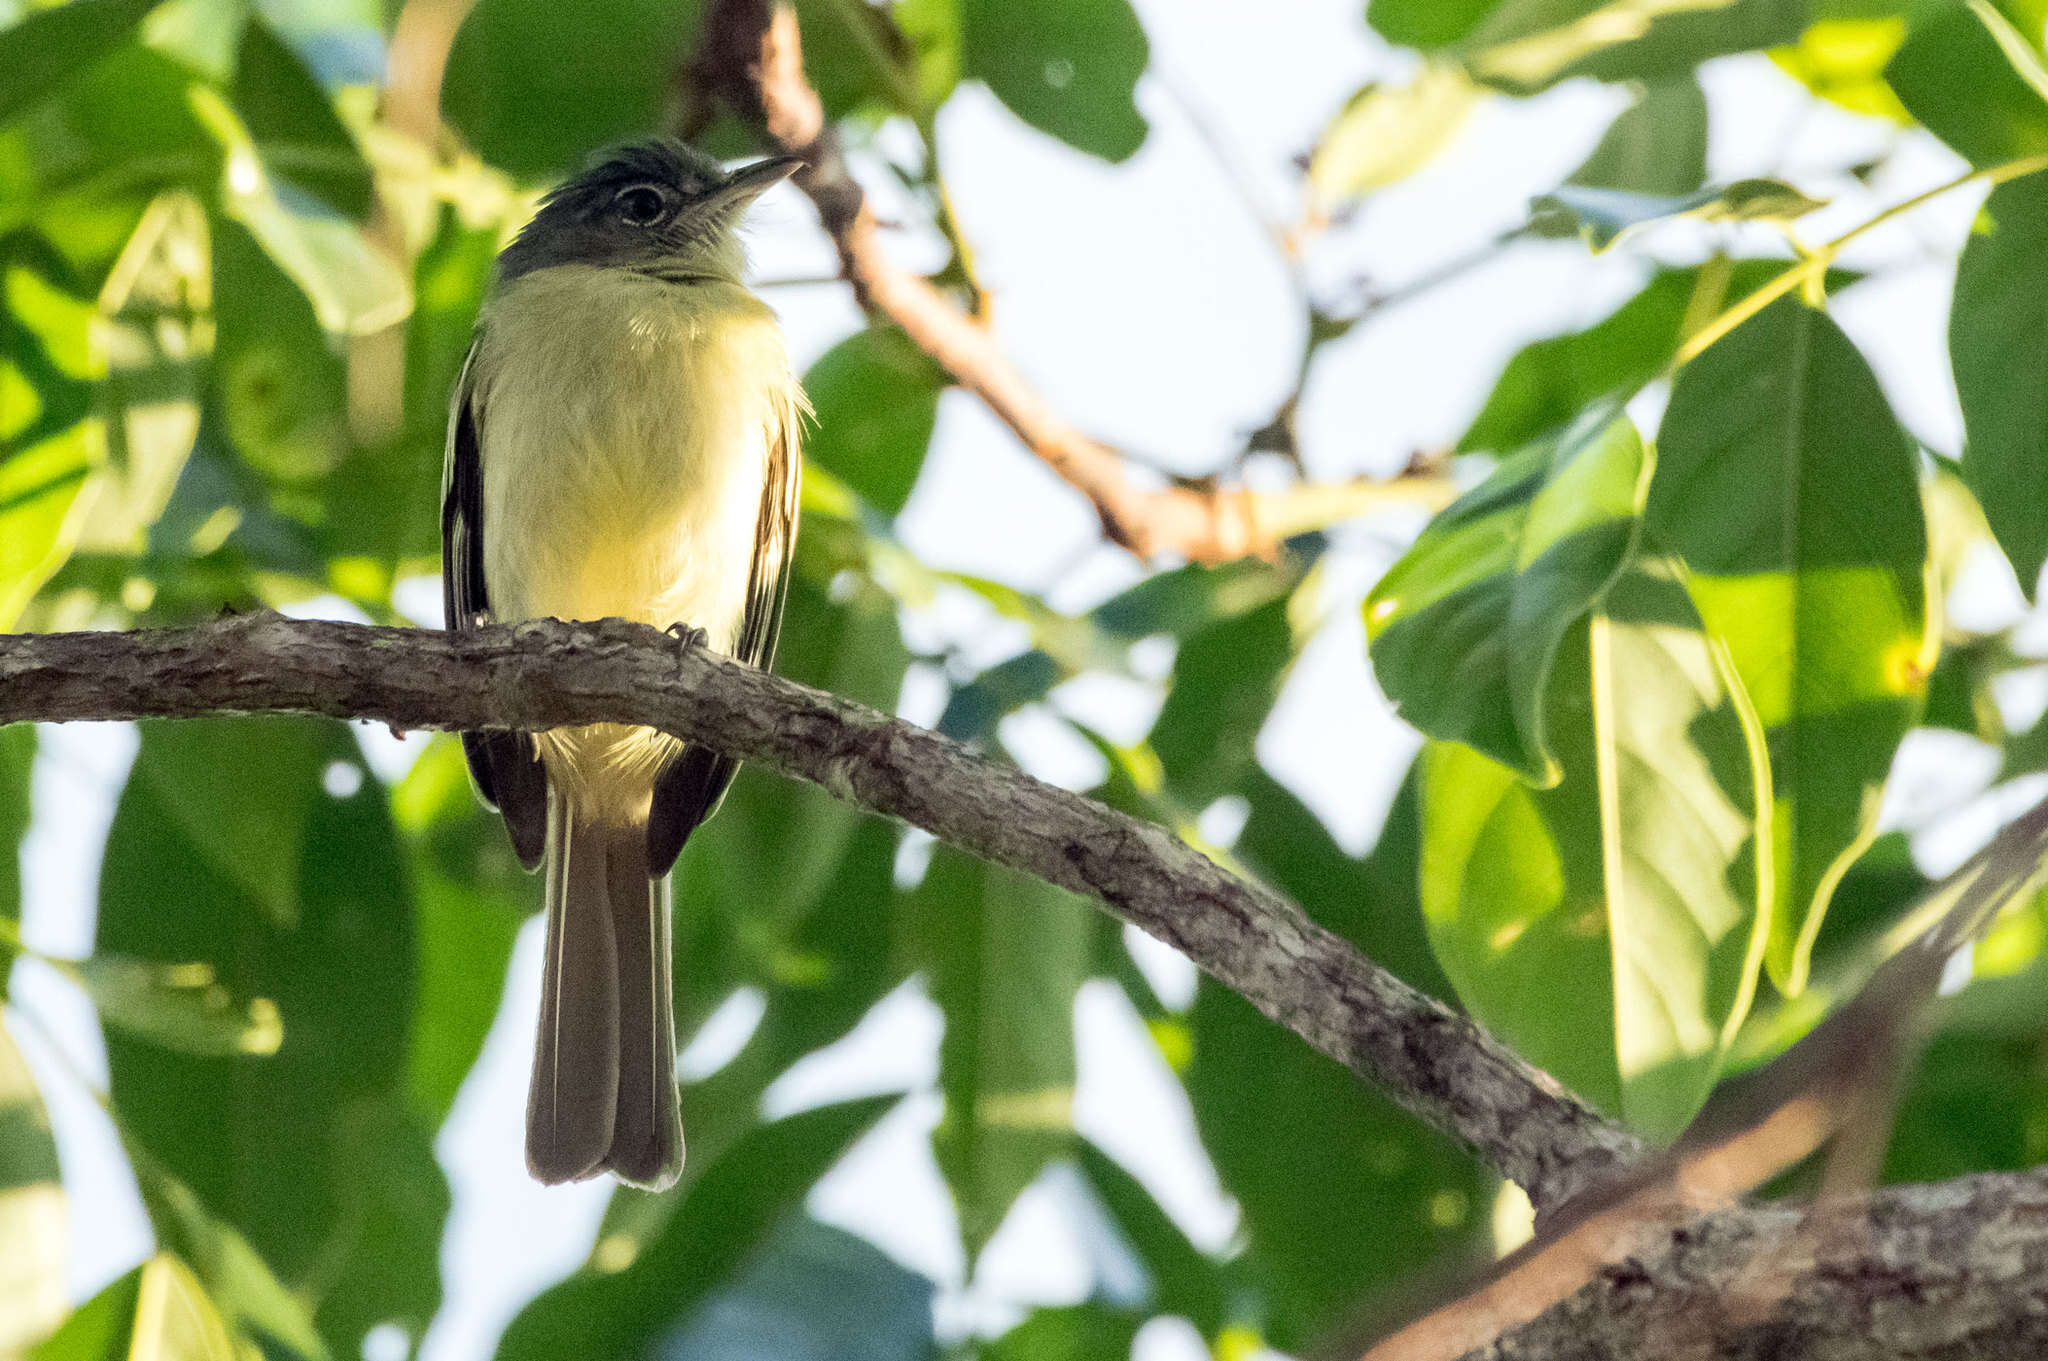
4, 0, 2048, 1358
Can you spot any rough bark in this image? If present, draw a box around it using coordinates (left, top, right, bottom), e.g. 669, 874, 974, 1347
0, 613, 1638, 1210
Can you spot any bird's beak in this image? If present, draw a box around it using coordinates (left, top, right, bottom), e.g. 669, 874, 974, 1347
711, 155, 805, 210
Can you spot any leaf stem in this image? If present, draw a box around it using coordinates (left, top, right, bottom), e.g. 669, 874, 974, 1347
1675, 153, 2048, 366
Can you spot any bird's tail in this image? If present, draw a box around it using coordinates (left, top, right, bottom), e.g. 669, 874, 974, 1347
526, 790, 683, 1191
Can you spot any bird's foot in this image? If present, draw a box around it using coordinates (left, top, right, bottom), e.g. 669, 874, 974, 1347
666, 623, 710, 652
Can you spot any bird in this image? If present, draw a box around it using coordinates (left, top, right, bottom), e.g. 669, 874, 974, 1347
441, 139, 806, 1192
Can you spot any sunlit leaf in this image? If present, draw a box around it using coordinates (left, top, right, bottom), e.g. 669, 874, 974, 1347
1367, 0, 1503, 49
132, 1172, 325, 1360
1650, 296, 1929, 995
1952, 172, 2048, 595
0, 1020, 65, 1355
74, 954, 282, 1057
0, 726, 32, 926
1770, 16, 1912, 123
1368, 410, 1646, 784
960, 0, 1149, 162
1419, 564, 1772, 1137
31, 1255, 235, 1361
1307, 64, 1480, 212
1467, 0, 1806, 94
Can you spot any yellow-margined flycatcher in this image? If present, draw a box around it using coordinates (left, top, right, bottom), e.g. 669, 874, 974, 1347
441, 140, 805, 1191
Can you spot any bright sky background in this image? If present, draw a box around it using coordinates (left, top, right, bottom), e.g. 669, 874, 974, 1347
10, 2, 2038, 1359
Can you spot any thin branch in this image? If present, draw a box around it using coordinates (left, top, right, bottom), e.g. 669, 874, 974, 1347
688, 0, 1439, 563
0, 614, 1639, 1210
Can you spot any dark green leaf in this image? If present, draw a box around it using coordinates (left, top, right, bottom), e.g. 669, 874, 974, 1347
1074, 1142, 1226, 1336
1889, 0, 2048, 167
803, 326, 947, 516
1568, 76, 1707, 196
907, 847, 1089, 1260
0, 725, 31, 925
495, 1096, 899, 1361
1151, 596, 1298, 804
1650, 296, 1929, 995
1883, 1031, 2048, 1183
443, 0, 706, 179
961, 0, 1149, 162
1419, 564, 1772, 1137
0, 1019, 64, 1353
1367, 410, 1645, 784
1952, 172, 2048, 593
232, 17, 373, 219
658, 1217, 935, 1360
0, 0, 165, 124
99, 718, 439, 1361
983, 1303, 1142, 1361
211, 218, 350, 483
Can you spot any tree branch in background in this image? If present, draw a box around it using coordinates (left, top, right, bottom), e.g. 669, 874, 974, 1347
0, 614, 1638, 1211
688, 0, 1451, 563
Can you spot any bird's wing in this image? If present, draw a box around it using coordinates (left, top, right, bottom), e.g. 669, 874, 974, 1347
647, 402, 803, 876
442, 341, 549, 869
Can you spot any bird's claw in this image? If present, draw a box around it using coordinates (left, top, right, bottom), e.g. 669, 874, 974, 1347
666, 623, 710, 651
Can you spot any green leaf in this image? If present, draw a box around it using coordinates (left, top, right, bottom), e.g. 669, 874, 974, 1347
0, 1019, 65, 1355
1465, 0, 1807, 94
1419, 564, 1772, 1138
136, 1167, 326, 1360
906, 847, 1088, 1260
1459, 259, 1859, 455
657, 1217, 935, 1360
231, 16, 373, 219
1951, 172, 2048, 593
983, 1304, 1143, 1361
1887, 0, 2048, 167
1367, 0, 1503, 49
1883, 1031, 2048, 1182
960, 0, 1149, 162
803, 327, 947, 516
1649, 296, 1929, 996
495, 1096, 899, 1361
189, 87, 410, 336
1073, 1142, 1226, 1336
0, 0, 165, 124
73, 954, 283, 1057
31, 1256, 234, 1361
0, 725, 32, 925
1307, 64, 1480, 212
1770, 16, 1912, 123
1187, 772, 1491, 1346
212, 216, 349, 482
1568, 76, 1707, 196
1531, 177, 1825, 250
99, 718, 439, 1361
1367, 409, 1647, 784
1151, 595, 1299, 804
444, 0, 705, 180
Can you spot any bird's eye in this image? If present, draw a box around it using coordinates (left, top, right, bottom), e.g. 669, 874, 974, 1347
613, 185, 670, 227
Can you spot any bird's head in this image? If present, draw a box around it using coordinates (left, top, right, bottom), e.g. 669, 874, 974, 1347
497, 139, 801, 285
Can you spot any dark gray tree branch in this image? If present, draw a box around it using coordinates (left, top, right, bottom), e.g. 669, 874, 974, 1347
1464, 1165, 2048, 1361
0, 613, 1638, 1211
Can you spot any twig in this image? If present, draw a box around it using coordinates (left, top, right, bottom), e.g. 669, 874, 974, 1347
0, 614, 1640, 1210
689, 0, 1436, 563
